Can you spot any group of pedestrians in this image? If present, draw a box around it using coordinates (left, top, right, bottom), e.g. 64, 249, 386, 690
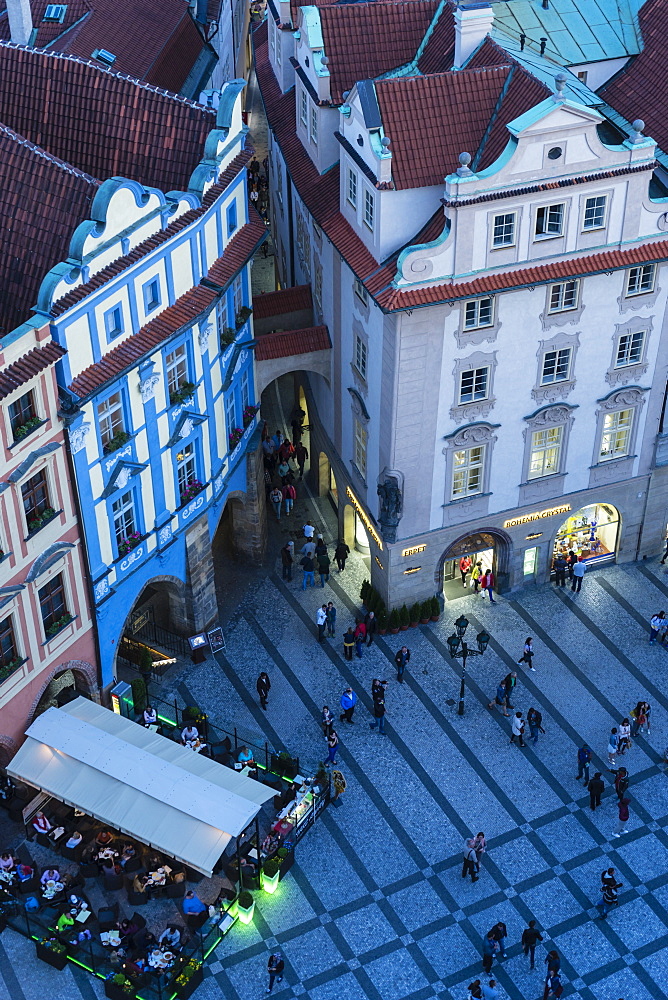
458, 557, 497, 603
552, 549, 587, 592
471, 918, 562, 997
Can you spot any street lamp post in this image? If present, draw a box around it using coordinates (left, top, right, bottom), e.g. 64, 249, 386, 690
446, 614, 490, 716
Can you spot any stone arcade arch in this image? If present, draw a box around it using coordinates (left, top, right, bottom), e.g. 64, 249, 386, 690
437, 528, 513, 594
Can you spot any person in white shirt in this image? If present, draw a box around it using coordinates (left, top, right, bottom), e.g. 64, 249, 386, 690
649, 611, 666, 643
65, 831, 83, 849
571, 558, 586, 593
509, 712, 526, 748
303, 522, 315, 538
316, 605, 328, 643
181, 725, 199, 745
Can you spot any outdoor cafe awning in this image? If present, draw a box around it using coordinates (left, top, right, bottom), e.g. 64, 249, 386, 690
7, 698, 275, 877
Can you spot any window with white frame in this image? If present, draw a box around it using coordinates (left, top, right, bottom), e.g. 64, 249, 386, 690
540, 347, 571, 384
104, 304, 123, 341
310, 105, 318, 146
299, 89, 308, 129
528, 426, 562, 479
354, 335, 367, 379
626, 263, 655, 296
176, 443, 197, 496
615, 330, 645, 367
347, 168, 357, 208
165, 344, 188, 397
582, 195, 606, 231
313, 258, 322, 313
269, 16, 275, 53
492, 212, 516, 248
535, 203, 564, 238
458, 366, 489, 404
112, 490, 136, 548
142, 278, 160, 313
275, 24, 281, 65
354, 420, 367, 476
232, 273, 243, 318
296, 212, 311, 275
354, 277, 368, 305
364, 190, 374, 231
599, 409, 633, 461
225, 393, 237, 437
548, 280, 578, 313
97, 391, 125, 450
451, 445, 484, 499
240, 370, 250, 412
464, 297, 493, 329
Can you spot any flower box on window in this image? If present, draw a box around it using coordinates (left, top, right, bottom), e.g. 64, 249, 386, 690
221, 326, 236, 347
0, 658, 25, 683
45, 614, 73, 638
235, 306, 253, 329
242, 404, 259, 428
118, 532, 143, 556
169, 382, 196, 406
27, 507, 57, 535
179, 480, 205, 505
13, 416, 42, 442
103, 430, 130, 454
228, 427, 244, 450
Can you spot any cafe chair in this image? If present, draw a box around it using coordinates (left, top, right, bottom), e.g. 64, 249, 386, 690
123, 855, 142, 873
185, 911, 208, 931
103, 872, 124, 891
35, 832, 52, 849
79, 862, 99, 879
127, 889, 147, 906
130, 911, 147, 930
98, 904, 118, 931
166, 881, 185, 899
60, 843, 84, 862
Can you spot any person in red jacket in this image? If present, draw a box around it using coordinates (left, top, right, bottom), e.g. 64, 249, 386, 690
354, 621, 366, 658
459, 555, 472, 586
483, 569, 497, 604
281, 482, 296, 515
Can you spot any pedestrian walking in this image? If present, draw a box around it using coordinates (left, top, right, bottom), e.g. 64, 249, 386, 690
278, 439, 294, 464
542, 972, 563, 999
571, 557, 586, 593
277, 460, 291, 483
331, 769, 346, 802
295, 442, 308, 478
282, 481, 296, 515
649, 611, 666, 643
303, 521, 315, 539
553, 553, 567, 587
517, 637, 536, 671
613, 767, 629, 801
271, 428, 283, 451
317, 549, 330, 587
460, 555, 472, 587
589, 772, 604, 811
527, 706, 544, 744
269, 486, 282, 519
575, 743, 592, 784
371, 678, 387, 701
364, 610, 377, 645
369, 689, 386, 734
482, 932, 497, 973
281, 542, 293, 581
395, 646, 410, 683
596, 875, 621, 919
489, 922, 508, 960
612, 797, 630, 838
510, 711, 526, 747
466, 980, 483, 1000
316, 605, 328, 642
618, 718, 631, 755
354, 621, 366, 658
334, 540, 350, 572
481, 981, 499, 1000
484, 568, 497, 603
471, 560, 482, 593
630, 700, 651, 736
503, 671, 517, 710
567, 549, 577, 581
521, 920, 543, 969
339, 687, 357, 723
471, 831, 487, 864
315, 533, 326, 556
607, 727, 619, 769
661, 533, 668, 564
266, 953, 284, 993
462, 840, 479, 883
321, 705, 334, 737
343, 627, 355, 661
488, 678, 510, 717
326, 601, 336, 636
300, 553, 315, 589
256, 672, 271, 711
325, 729, 339, 766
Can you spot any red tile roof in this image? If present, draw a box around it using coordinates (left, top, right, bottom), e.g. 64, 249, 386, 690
0, 43, 215, 193
600, 0, 668, 156
318, 1, 438, 104
289, 0, 336, 30
255, 325, 330, 361
0, 0, 90, 47
252, 284, 312, 319
68, 216, 266, 397
0, 340, 67, 399
416, 0, 455, 74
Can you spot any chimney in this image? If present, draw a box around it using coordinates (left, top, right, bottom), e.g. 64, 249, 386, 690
6, 0, 32, 44
454, 2, 494, 69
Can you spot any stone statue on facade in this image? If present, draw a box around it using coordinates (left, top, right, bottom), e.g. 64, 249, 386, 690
377, 475, 403, 543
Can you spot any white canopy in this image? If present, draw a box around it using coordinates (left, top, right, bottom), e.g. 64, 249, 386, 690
8, 698, 274, 876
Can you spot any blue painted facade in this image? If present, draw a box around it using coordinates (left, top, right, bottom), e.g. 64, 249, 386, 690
33, 80, 265, 689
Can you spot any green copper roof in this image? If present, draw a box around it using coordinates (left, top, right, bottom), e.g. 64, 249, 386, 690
490, 0, 643, 65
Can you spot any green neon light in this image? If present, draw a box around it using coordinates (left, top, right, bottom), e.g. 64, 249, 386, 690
203, 933, 223, 959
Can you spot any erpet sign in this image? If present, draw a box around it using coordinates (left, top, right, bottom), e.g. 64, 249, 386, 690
504, 504, 571, 528
402, 544, 426, 557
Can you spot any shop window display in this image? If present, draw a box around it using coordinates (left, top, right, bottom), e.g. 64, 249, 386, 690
553, 503, 619, 566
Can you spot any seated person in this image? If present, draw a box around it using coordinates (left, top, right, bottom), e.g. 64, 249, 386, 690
0, 852, 16, 871
119, 843, 136, 867
159, 925, 182, 949
181, 724, 199, 745
143, 705, 157, 726
95, 829, 113, 847
182, 889, 207, 915
16, 863, 33, 881
40, 867, 61, 885
261, 831, 280, 856
32, 811, 52, 835
133, 872, 150, 894
65, 830, 83, 850
56, 909, 77, 934
101, 859, 122, 877
0, 775, 14, 801
237, 746, 255, 766
118, 918, 139, 940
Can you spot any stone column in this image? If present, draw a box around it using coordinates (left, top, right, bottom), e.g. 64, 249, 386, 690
232, 442, 267, 561
185, 516, 218, 632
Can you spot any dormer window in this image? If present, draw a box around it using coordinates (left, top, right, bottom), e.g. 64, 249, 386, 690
535, 203, 564, 239
92, 48, 116, 65
43, 3, 67, 21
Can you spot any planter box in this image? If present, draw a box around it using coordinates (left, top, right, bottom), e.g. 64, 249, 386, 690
237, 898, 255, 924
399, 624, 409, 631
389, 627, 400, 634
277, 849, 294, 881
174, 967, 203, 999
420, 618, 430, 625
430, 615, 440, 622
104, 981, 135, 1000
36, 941, 68, 970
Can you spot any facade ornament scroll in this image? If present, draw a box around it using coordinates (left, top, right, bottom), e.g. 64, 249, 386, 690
139, 373, 160, 403
69, 422, 91, 455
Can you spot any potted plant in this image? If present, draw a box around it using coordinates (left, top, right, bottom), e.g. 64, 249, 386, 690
237, 889, 255, 924
36, 936, 68, 970
130, 676, 147, 715
103, 430, 130, 454
275, 845, 294, 880
388, 609, 400, 634
377, 609, 388, 635
104, 972, 135, 999
118, 532, 142, 556
399, 604, 410, 631
221, 326, 236, 347
409, 603, 421, 628
276, 750, 299, 780
420, 601, 432, 625
235, 305, 253, 328
262, 858, 280, 894
242, 404, 259, 428
180, 480, 205, 505
229, 427, 244, 450
169, 381, 196, 406
45, 613, 73, 637
172, 959, 203, 999
13, 415, 42, 440
430, 596, 441, 622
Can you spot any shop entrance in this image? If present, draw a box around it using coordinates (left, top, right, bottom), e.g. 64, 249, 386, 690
553, 502, 620, 567
440, 531, 505, 602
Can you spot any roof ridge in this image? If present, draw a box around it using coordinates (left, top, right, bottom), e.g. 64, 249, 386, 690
472, 64, 514, 171
375, 63, 513, 87
0, 122, 100, 184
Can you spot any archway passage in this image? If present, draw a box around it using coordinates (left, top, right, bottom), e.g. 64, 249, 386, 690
440, 529, 510, 601
31, 660, 98, 720
553, 502, 620, 567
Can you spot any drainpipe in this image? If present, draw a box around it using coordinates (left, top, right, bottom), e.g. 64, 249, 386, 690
286, 172, 295, 287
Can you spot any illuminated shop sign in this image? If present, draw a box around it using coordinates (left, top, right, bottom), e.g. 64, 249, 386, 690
345, 487, 383, 549
401, 544, 426, 557
504, 504, 571, 529
403, 567, 421, 575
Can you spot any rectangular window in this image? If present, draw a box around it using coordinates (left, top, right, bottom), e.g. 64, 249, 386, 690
364, 190, 374, 231
347, 169, 357, 209
549, 280, 578, 312
600, 408, 633, 461
310, 106, 318, 146
9, 390, 37, 439
492, 212, 515, 248
104, 305, 124, 341
97, 391, 125, 450
583, 195, 606, 231
541, 347, 571, 384
43, 4, 67, 21
354, 335, 367, 379
577, 70, 588, 84
112, 490, 136, 549
354, 277, 368, 305
176, 443, 197, 497
626, 263, 655, 296
0, 616, 18, 669
458, 366, 489, 404
232, 274, 243, 318
452, 445, 485, 499
523, 547, 538, 575
354, 420, 367, 476
616, 331, 645, 367
22, 470, 50, 529
142, 278, 160, 313
227, 200, 238, 236
535, 203, 564, 238
314, 259, 323, 313
165, 344, 188, 397
225, 394, 237, 437
299, 89, 308, 128
240, 370, 250, 412
528, 426, 562, 479
269, 16, 275, 53
39, 574, 67, 633
464, 297, 493, 329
